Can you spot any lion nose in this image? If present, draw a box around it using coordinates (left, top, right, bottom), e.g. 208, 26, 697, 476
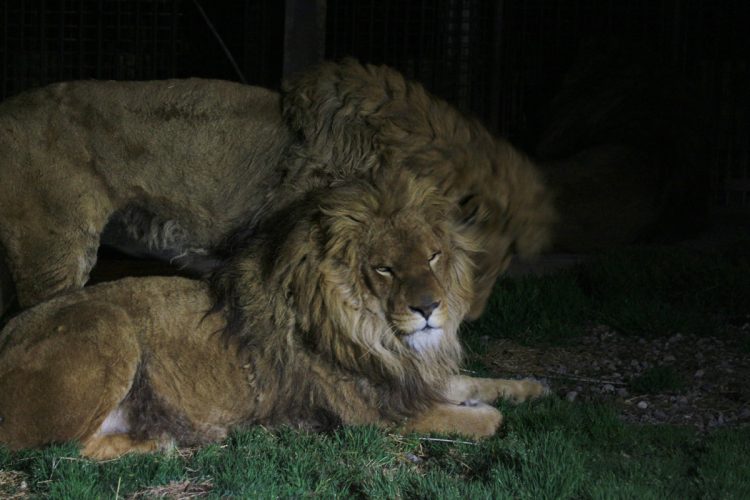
409, 300, 440, 319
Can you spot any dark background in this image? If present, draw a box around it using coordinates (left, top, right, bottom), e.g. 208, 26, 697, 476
1, 0, 747, 216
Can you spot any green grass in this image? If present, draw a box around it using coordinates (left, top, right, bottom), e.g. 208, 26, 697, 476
1, 400, 748, 498
1, 245, 748, 498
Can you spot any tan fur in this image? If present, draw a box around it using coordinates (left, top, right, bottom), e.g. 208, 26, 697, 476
0, 59, 553, 321
0, 172, 546, 459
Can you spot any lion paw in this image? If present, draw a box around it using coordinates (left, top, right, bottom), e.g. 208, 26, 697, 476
501, 378, 550, 404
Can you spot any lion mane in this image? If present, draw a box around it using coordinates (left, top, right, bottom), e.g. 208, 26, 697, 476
210, 169, 474, 425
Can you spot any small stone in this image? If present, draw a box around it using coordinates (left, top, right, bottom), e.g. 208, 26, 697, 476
404, 453, 423, 464
637, 401, 649, 410
654, 410, 667, 419
566, 391, 578, 402
739, 408, 750, 419
612, 372, 621, 379
616, 388, 629, 398
694, 369, 705, 378
602, 384, 615, 393
663, 354, 676, 363
670, 333, 684, 342
678, 396, 689, 405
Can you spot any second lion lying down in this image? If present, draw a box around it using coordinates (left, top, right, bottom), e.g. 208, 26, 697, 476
0, 171, 546, 459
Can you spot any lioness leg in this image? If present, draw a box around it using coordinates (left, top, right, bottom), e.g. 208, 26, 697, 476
444, 374, 548, 405
0, 174, 112, 308
402, 402, 503, 439
0, 300, 139, 451
5, 215, 109, 308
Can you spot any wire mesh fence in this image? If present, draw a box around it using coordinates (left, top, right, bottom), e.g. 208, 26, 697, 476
0, 0, 746, 213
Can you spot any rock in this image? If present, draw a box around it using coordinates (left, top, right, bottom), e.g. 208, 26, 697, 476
739, 408, 750, 420
637, 401, 649, 410
663, 354, 676, 363
566, 391, 578, 402
602, 384, 615, 393
616, 388, 629, 397
654, 410, 667, 419
678, 396, 689, 405
669, 333, 684, 343
694, 369, 705, 378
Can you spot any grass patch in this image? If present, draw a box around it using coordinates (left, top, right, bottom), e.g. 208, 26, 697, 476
464, 245, 750, 344
1, 400, 748, 498
463, 271, 590, 344
629, 366, 685, 394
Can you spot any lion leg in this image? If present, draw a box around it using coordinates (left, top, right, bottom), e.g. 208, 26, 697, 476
401, 402, 503, 439
80, 434, 169, 461
444, 374, 549, 405
0, 300, 139, 452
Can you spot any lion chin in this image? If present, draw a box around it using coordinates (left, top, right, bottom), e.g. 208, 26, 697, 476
0, 169, 548, 460
403, 327, 445, 353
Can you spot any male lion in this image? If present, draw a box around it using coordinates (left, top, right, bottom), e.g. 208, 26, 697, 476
0, 171, 546, 459
0, 59, 553, 320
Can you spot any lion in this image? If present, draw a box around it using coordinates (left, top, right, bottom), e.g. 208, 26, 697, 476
0, 59, 553, 320
0, 171, 547, 459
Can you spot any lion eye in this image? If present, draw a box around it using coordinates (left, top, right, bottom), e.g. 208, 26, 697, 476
429, 252, 441, 264
374, 266, 393, 276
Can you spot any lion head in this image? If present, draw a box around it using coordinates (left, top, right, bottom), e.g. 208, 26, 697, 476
213, 168, 475, 416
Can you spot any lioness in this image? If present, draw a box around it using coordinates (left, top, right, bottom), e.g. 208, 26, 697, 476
0, 59, 553, 319
0, 171, 546, 459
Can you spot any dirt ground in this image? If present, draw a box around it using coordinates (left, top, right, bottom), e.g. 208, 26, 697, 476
477, 321, 750, 431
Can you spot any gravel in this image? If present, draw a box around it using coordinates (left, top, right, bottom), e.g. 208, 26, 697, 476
480, 319, 750, 431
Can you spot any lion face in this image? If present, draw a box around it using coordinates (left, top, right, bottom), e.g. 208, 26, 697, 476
311, 172, 474, 358
363, 219, 453, 354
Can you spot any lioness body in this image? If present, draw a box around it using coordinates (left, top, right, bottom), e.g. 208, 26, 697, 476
0, 173, 546, 459
0, 78, 293, 309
